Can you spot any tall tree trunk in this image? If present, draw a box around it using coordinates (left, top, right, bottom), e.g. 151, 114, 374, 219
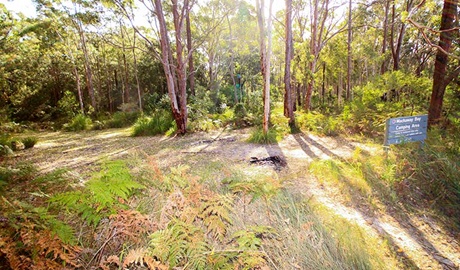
172, 0, 189, 133
256, 0, 274, 134
346, 0, 352, 101
428, 0, 458, 127
381, 0, 390, 74
113, 69, 119, 111
76, 21, 96, 110
154, 0, 183, 132
186, 10, 195, 96
120, 22, 130, 104
305, 0, 330, 109
305, 0, 318, 111
284, 0, 295, 126
321, 62, 326, 105
265, 0, 274, 134
154, 0, 191, 134
390, 0, 412, 71
132, 32, 142, 111
227, 15, 239, 104
73, 65, 84, 114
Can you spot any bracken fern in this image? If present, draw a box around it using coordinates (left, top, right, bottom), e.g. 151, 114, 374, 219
50, 160, 144, 226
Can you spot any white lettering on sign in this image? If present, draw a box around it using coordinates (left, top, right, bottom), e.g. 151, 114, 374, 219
414, 117, 421, 122
411, 123, 420, 128
392, 118, 413, 124
396, 125, 411, 131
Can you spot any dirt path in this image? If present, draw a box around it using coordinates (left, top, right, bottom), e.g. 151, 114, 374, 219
13, 128, 460, 269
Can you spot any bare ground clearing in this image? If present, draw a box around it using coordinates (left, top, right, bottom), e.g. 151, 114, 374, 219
10, 128, 460, 269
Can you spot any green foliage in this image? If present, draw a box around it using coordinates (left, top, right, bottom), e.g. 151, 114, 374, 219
0, 198, 80, 269
231, 225, 277, 269
21, 136, 38, 149
132, 111, 174, 136
106, 111, 140, 128
234, 103, 247, 119
247, 127, 279, 144
198, 194, 234, 241
63, 114, 92, 132
148, 219, 209, 269
0, 133, 11, 147
398, 135, 460, 227
50, 160, 144, 226
57, 90, 80, 119
265, 192, 390, 269
0, 133, 13, 157
143, 93, 172, 115
296, 111, 341, 136
227, 174, 281, 205
0, 163, 37, 186
232, 225, 277, 250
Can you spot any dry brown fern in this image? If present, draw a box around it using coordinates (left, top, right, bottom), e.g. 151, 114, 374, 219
21, 227, 82, 268
0, 226, 81, 270
109, 209, 157, 243
100, 248, 168, 270
159, 190, 187, 227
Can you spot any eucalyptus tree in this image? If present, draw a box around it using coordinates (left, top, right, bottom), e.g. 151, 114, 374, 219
284, 0, 295, 126
256, 0, 274, 134
304, 0, 347, 110
426, 0, 459, 126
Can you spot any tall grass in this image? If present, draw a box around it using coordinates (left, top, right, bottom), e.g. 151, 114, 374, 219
106, 111, 140, 128
247, 127, 279, 144
309, 129, 460, 230
255, 191, 396, 269
63, 114, 92, 131
22, 136, 38, 149
132, 111, 175, 136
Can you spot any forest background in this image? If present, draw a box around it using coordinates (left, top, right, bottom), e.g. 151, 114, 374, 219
0, 0, 459, 269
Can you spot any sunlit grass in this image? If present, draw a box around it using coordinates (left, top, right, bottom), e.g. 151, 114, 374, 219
247, 127, 279, 144
259, 191, 399, 270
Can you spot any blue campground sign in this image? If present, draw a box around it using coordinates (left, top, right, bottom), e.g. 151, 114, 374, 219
384, 115, 428, 145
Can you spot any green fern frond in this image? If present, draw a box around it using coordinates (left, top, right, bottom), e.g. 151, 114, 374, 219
148, 219, 209, 268
199, 194, 233, 241
49, 160, 144, 227
237, 250, 267, 270
88, 160, 144, 202
160, 165, 192, 192
79, 203, 101, 226
232, 225, 277, 250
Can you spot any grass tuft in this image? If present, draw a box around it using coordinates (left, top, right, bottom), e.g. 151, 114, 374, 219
63, 114, 92, 132
247, 127, 278, 144
22, 136, 38, 149
132, 111, 174, 137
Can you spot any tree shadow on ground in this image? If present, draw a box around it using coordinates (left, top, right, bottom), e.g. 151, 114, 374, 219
292, 131, 458, 270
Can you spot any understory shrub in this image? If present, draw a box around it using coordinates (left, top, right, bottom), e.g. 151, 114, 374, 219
21, 136, 38, 149
106, 111, 140, 128
398, 134, 460, 228
247, 127, 279, 144
132, 111, 174, 136
296, 111, 342, 136
63, 114, 92, 131
0, 164, 81, 269
50, 160, 145, 226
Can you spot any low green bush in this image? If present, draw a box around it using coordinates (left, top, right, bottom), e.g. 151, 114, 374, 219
247, 127, 278, 144
22, 136, 38, 149
296, 111, 342, 136
106, 111, 140, 128
63, 114, 92, 132
132, 111, 174, 136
